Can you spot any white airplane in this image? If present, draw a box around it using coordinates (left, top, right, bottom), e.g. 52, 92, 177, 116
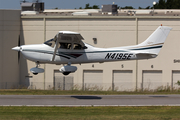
12, 26, 172, 75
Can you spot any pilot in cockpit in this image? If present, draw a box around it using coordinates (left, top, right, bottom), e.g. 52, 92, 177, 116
60, 43, 67, 49
59, 43, 72, 49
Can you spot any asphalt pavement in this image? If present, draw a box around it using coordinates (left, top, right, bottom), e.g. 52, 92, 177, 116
0, 95, 180, 106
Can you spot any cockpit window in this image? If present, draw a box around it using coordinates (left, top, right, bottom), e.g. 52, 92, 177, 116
44, 39, 87, 50
83, 46, 88, 49
59, 43, 71, 49
73, 43, 82, 50
73, 43, 87, 50
44, 39, 55, 48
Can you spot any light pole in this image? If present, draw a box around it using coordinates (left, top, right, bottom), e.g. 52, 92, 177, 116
153, 1, 156, 15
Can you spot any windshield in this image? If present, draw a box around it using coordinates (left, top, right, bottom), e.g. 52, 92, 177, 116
44, 39, 55, 48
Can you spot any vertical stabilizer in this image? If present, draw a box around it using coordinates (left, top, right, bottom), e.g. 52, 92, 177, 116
137, 26, 172, 55
138, 26, 172, 46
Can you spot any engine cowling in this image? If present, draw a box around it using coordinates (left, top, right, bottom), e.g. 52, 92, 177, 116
59, 65, 77, 75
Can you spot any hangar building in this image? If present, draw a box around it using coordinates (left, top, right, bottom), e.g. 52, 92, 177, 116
1, 8, 180, 91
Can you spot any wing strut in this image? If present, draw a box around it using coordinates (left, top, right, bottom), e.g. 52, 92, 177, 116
51, 34, 61, 61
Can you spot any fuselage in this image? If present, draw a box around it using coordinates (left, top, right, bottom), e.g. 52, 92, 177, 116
20, 43, 157, 65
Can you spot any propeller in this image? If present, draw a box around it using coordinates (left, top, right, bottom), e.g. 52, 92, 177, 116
12, 35, 21, 63
18, 35, 21, 63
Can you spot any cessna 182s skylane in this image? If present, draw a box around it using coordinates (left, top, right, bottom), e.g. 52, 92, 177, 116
12, 26, 172, 75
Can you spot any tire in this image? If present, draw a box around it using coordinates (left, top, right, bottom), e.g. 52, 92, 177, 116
63, 72, 70, 75
33, 73, 38, 75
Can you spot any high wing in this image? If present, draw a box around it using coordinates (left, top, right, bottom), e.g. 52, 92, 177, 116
51, 31, 85, 61
56, 31, 84, 45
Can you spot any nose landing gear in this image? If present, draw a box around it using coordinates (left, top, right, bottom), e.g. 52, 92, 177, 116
30, 62, 44, 75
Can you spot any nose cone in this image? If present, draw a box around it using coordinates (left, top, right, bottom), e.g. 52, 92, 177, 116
12, 46, 21, 51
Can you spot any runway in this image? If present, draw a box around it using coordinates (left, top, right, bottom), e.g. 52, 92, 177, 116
0, 95, 180, 106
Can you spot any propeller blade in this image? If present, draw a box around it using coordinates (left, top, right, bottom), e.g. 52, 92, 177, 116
18, 35, 20, 63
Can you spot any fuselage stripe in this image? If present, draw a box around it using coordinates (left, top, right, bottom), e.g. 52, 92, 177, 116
130, 45, 162, 50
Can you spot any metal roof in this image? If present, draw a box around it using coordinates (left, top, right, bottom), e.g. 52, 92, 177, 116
59, 31, 80, 35
21, 3, 33, 7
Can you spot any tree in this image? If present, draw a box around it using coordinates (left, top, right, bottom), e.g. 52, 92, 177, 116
153, 0, 180, 9
85, 3, 92, 9
92, 5, 99, 9
121, 6, 134, 9
84, 3, 99, 9
176, 80, 180, 86
158, 0, 166, 9
145, 6, 151, 9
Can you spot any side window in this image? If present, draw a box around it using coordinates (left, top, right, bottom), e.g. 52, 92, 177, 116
59, 43, 71, 49
82, 46, 88, 49
73, 43, 87, 50
73, 44, 82, 50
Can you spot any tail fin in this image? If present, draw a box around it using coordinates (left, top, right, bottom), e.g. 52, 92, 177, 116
137, 26, 172, 55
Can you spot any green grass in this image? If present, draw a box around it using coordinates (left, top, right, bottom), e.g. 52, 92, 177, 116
0, 106, 180, 120
0, 89, 180, 95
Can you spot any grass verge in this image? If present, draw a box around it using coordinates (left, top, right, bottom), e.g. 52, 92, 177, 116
0, 106, 180, 120
0, 89, 180, 95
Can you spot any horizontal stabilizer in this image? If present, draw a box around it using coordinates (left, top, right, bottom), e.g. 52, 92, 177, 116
135, 53, 157, 59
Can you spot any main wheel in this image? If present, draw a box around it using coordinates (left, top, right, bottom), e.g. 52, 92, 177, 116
63, 72, 70, 75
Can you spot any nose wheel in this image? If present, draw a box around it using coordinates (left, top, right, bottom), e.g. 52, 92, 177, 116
30, 62, 44, 75
33, 73, 38, 75
33, 62, 40, 75
63, 72, 70, 75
